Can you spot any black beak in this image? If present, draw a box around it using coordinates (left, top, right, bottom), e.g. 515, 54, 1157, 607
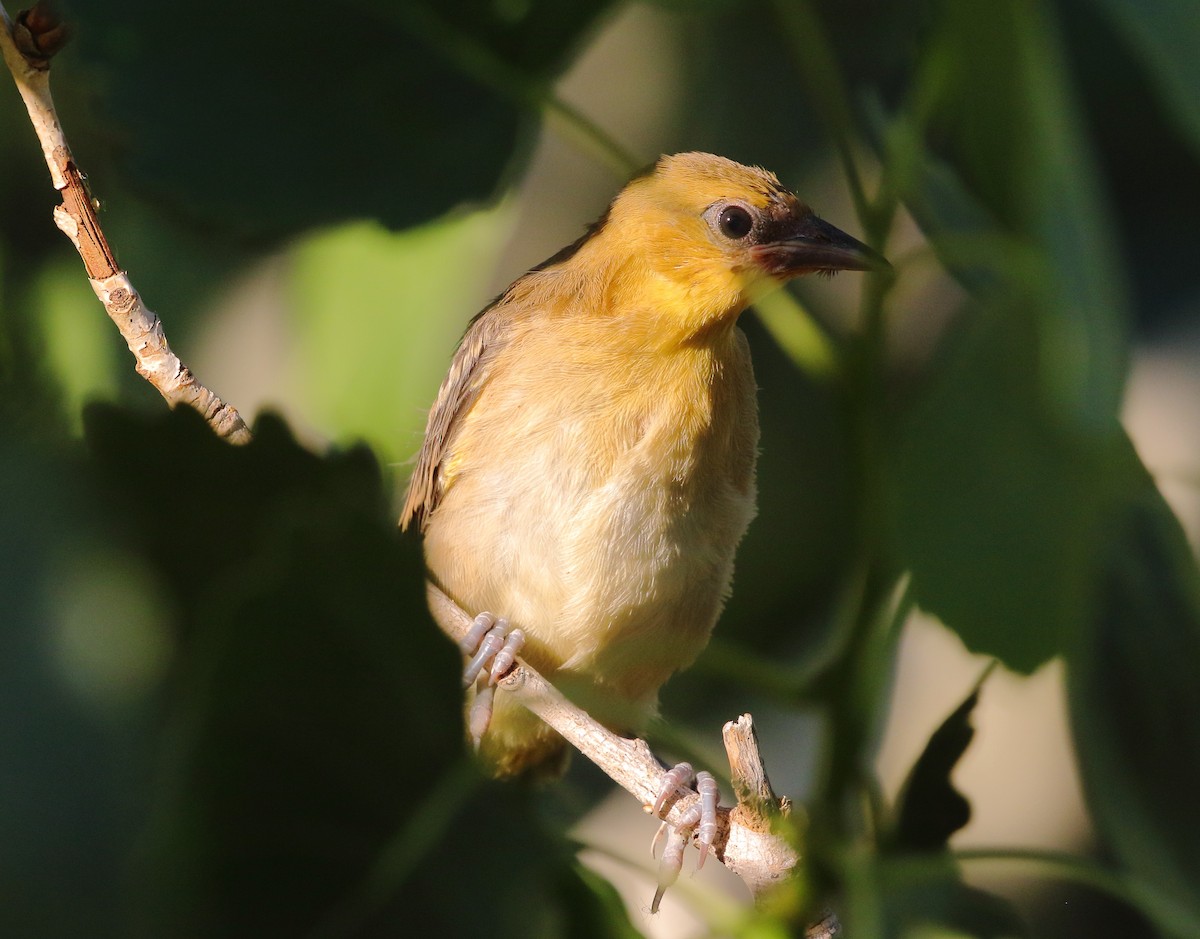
752, 213, 890, 277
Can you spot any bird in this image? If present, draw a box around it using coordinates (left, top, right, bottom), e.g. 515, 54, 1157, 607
401, 152, 884, 781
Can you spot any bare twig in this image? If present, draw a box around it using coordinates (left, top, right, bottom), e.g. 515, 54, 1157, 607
427, 581, 802, 905
722, 715, 800, 895
0, 1, 251, 443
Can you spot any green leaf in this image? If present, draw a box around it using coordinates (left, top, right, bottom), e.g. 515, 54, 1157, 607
1090, 0, 1200, 156
319, 778, 641, 939
882, 0, 1132, 671
887, 880, 1026, 939
890, 681, 984, 852
34, 260, 120, 434
557, 863, 645, 939
1067, 444, 1200, 935
82, 405, 466, 933
841, 854, 1027, 939
887, 300, 1115, 672
918, 0, 1128, 426
66, 0, 613, 240
286, 210, 514, 464
0, 426, 151, 938
77, 405, 641, 936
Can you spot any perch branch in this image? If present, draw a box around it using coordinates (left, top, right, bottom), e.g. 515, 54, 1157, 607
427, 581, 804, 909
0, 1, 251, 443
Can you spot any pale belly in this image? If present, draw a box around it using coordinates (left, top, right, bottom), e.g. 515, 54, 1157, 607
423, 346, 758, 711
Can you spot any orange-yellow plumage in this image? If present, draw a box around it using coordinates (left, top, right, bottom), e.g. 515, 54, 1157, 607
402, 153, 882, 776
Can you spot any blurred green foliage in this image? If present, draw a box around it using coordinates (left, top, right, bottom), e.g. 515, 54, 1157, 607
3, 0, 1200, 936
287, 210, 515, 469
61, 0, 614, 239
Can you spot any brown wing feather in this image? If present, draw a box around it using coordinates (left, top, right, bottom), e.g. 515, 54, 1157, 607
400, 307, 512, 532
401, 207, 614, 533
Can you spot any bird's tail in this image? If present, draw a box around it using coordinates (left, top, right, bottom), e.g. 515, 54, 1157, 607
470, 689, 570, 780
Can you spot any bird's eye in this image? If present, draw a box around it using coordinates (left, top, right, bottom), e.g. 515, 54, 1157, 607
717, 205, 754, 240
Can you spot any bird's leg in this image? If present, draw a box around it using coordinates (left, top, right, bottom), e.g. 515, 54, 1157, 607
649, 763, 721, 912
460, 612, 526, 748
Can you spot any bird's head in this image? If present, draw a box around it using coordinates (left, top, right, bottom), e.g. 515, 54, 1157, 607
592, 152, 888, 336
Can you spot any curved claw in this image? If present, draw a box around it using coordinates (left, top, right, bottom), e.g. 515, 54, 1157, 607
488, 628, 526, 684
651, 824, 689, 914
695, 771, 719, 869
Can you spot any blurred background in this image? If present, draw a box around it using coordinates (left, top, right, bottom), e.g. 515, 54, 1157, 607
2, 0, 1199, 937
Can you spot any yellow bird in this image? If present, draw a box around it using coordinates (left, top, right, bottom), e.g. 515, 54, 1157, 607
402, 152, 883, 779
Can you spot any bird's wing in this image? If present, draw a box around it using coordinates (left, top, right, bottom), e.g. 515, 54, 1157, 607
400, 307, 509, 532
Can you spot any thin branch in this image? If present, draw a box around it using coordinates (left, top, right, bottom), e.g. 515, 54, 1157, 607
426, 582, 807, 909
0, 1, 251, 443
429, 583, 706, 820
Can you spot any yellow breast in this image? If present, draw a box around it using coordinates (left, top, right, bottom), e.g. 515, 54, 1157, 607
423, 313, 758, 713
